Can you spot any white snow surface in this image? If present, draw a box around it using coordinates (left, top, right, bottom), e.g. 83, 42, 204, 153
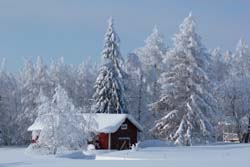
0, 143, 250, 167
82, 113, 143, 133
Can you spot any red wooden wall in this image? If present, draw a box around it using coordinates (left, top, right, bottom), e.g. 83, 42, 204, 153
95, 119, 139, 150
97, 133, 109, 149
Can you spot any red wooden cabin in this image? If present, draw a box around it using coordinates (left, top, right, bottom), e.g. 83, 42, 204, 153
28, 113, 143, 150
85, 114, 143, 150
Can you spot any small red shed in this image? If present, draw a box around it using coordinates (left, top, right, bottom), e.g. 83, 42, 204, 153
84, 113, 143, 150
27, 118, 43, 143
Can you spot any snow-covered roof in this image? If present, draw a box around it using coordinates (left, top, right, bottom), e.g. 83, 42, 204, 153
27, 120, 44, 131
27, 115, 51, 131
83, 113, 143, 133
27, 113, 143, 133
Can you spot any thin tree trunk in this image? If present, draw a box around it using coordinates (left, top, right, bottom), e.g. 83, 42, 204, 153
137, 73, 143, 123
137, 72, 143, 141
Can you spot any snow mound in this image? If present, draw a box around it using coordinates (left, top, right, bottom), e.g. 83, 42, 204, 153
87, 144, 96, 151
58, 151, 95, 160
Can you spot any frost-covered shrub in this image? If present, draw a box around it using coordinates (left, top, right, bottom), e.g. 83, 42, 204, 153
27, 85, 90, 154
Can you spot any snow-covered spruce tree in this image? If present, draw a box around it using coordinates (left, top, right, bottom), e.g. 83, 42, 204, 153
232, 39, 250, 77
151, 13, 217, 146
49, 57, 97, 112
16, 59, 35, 144
0, 59, 20, 145
135, 26, 167, 101
132, 27, 168, 139
17, 57, 53, 144
210, 48, 232, 140
224, 50, 233, 65
124, 53, 145, 120
49, 57, 77, 104
29, 85, 88, 154
92, 18, 127, 114
216, 76, 250, 142
124, 53, 155, 139
34, 57, 54, 98
215, 40, 250, 142
75, 59, 97, 112
210, 48, 231, 84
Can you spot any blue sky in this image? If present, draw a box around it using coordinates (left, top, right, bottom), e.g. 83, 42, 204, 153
0, 0, 249, 72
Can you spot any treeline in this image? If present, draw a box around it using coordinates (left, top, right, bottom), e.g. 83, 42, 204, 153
0, 13, 250, 146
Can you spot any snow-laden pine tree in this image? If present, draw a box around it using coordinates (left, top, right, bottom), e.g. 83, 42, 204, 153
16, 59, 35, 143
151, 13, 217, 146
34, 57, 53, 98
136, 26, 167, 67
224, 50, 233, 64
49, 57, 77, 102
75, 59, 96, 112
210, 48, 231, 84
124, 53, 144, 119
216, 75, 250, 142
232, 39, 250, 76
215, 40, 250, 142
132, 27, 168, 139
135, 26, 167, 100
92, 18, 127, 114
17, 57, 53, 144
29, 85, 89, 154
0, 59, 20, 145
124, 53, 155, 139
210, 48, 233, 140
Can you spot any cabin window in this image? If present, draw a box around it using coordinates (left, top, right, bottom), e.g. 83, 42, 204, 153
121, 124, 128, 130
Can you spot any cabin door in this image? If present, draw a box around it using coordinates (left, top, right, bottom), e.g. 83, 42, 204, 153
118, 137, 130, 150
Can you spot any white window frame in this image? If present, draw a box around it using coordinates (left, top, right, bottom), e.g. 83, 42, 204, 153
121, 123, 128, 130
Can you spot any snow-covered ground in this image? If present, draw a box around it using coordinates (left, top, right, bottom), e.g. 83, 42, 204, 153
0, 143, 249, 167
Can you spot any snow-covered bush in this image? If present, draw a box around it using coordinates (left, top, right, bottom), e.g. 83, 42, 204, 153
27, 85, 89, 154
87, 144, 96, 151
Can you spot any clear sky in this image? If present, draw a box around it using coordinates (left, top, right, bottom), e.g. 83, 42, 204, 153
0, 0, 249, 72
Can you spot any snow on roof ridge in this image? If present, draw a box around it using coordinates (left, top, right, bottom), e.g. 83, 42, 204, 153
27, 113, 143, 133
27, 121, 43, 131
82, 113, 143, 133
